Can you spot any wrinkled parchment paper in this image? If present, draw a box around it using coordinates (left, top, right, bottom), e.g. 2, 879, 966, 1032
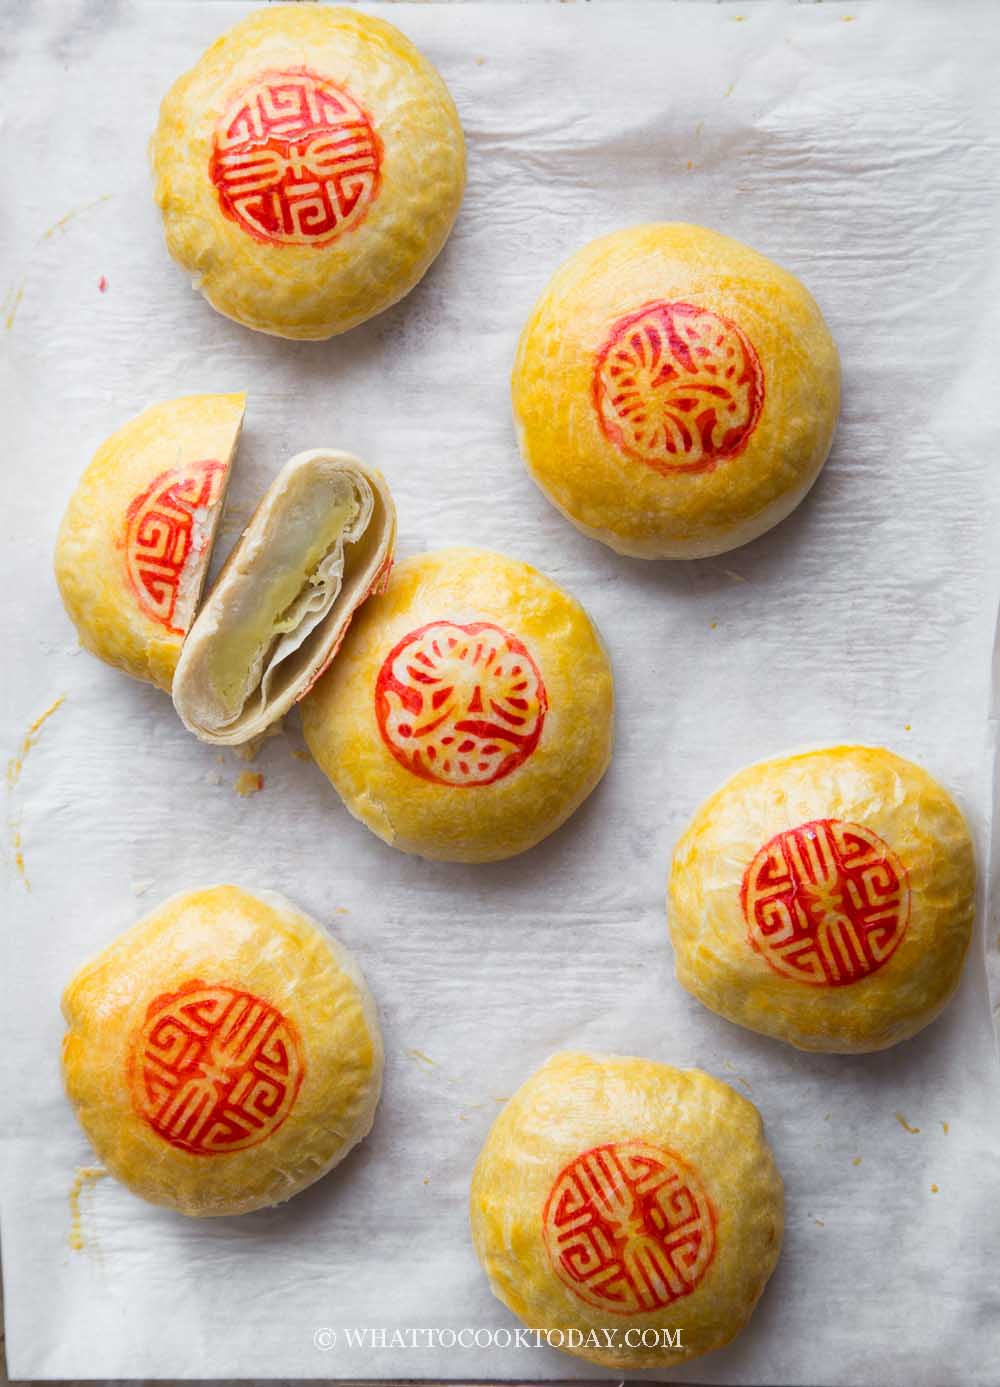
2, 1, 1000, 1381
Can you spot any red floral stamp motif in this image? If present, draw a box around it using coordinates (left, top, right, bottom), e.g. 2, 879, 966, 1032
374, 620, 547, 787
742, 819, 910, 986
593, 301, 765, 474
129, 982, 304, 1155
209, 68, 381, 247
543, 1141, 716, 1314
123, 460, 226, 635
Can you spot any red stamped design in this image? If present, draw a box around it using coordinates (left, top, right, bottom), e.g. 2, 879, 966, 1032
543, 1141, 716, 1314
374, 620, 547, 787
742, 819, 910, 986
129, 982, 304, 1155
209, 68, 381, 247
123, 460, 226, 635
593, 301, 764, 474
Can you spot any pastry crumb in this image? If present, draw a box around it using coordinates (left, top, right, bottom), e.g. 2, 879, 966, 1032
293, 749, 311, 762
941, 1121, 949, 1134
851, 1156, 862, 1166
234, 770, 264, 797
407, 1048, 436, 1068
895, 1111, 921, 1134
930, 1183, 939, 1193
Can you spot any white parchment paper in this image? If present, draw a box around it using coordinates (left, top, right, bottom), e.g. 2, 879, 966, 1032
3, 1, 1000, 1382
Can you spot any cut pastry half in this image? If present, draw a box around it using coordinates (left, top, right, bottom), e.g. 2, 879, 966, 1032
55, 393, 245, 692
173, 449, 396, 745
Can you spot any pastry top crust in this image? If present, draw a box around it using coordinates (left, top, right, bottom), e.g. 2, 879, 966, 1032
469, 1051, 783, 1369
301, 547, 614, 863
512, 223, 841, 558
61, 884, 382, 1216
54, 393, 245, 692
151, 4, 466, 339
669, 745, 976, 1052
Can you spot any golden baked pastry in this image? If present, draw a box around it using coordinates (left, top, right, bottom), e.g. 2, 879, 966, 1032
55, 394, 245, 692
61, 885, 382, 1216
470, 1051, 783, 1370
512, 223, 840, 558
151, 5, 465, 340
173, 449, 396, 745
301, 548, 614, 862
669, 746, 976, 1052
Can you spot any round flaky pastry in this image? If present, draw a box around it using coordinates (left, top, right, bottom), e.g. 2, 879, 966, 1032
512, 224, 841, 558
55, 394, 245, 692
669, 746, 976, 1052
61, 885, 383, 1216
301, 548, 614, 862
470, 1052, 783, 1370
151, 5, 465, 339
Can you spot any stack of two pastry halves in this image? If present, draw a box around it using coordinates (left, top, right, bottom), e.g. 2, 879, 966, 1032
53, 4, 979, 1379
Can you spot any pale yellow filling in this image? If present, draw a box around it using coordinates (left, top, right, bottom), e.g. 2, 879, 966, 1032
206, 477, 361, 722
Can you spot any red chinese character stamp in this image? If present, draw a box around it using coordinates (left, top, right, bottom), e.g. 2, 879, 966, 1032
593, 300, 765, 474
209, 68, 382, 247
129, 982, 304, 1155
543, 1141, 716, 1314
374, 620, 547, 787
742, 819, 910, 986
123, 460, 226, 635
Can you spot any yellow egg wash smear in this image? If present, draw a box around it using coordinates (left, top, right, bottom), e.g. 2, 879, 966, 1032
69, 1166, 107, 1251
